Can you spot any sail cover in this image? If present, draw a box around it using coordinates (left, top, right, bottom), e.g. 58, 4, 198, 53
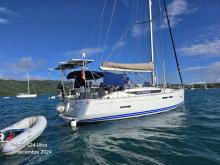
67, 71, 103, 80
103, 72, 129, 87
100, 62, 154, 72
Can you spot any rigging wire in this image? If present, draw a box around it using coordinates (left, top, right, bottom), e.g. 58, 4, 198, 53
100, 0, 118, 64
94, 0, 107, 69
97, 0, 108, 47
159, 0, 167, 88
163, 0, 184, 87
134, 10, 161, 25
156, 0, 166, 87
131, 0, 143, 64
127, 0, 140, 63
87, 0, 107, 46
130, 1, 161, 84
106, 0, 139, 61
154, 0, 163, 87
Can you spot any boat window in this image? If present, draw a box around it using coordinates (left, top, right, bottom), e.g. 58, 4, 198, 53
120, 105, 131, 108
127, 90, 161, 95
162, 97, 168, 99
150, 90, 161, 93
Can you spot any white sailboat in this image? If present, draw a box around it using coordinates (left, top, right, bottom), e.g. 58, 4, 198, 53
3, 97, 10, 99
16, 72, 37, 98
54, 0, 184, 126
190, 87, 195, 90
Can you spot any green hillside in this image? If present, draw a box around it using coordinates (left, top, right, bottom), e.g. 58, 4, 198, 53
0, 79, 60, 96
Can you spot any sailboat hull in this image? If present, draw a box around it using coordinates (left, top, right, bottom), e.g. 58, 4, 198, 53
16, 94, 37, 98
16, 72, 37, 98
59, 88, 184, 123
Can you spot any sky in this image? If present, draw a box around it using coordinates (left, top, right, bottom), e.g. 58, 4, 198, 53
0, 0, 220, 84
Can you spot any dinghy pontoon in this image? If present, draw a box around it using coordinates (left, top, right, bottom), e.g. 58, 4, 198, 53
0, 116, 47, 155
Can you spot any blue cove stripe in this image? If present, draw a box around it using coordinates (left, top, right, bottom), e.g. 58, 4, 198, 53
79, 102, 184, 123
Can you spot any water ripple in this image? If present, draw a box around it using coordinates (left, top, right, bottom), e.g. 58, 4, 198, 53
0, 90, 220, 164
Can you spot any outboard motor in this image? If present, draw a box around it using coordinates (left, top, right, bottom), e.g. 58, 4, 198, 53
56, 101, 71, 114
56, 102, 65, 114
0, 132, 5, 141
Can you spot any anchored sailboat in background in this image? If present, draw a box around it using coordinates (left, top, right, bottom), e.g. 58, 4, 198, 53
16, 72, 37, 98
54, 0, 184, 126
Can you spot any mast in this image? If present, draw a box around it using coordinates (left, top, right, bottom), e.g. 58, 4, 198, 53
82, 52, 86, 85
27, 72, 30, 94
48, 68, 51, 80
148, 0, 155, 86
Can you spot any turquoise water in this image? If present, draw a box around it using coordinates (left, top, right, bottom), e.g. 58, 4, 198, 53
0, 89, 220, 165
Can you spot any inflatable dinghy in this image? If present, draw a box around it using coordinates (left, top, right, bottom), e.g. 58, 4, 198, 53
0, 116, 47, 155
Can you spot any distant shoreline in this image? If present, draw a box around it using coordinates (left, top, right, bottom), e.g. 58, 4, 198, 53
184, 83, 220, 89
0, 79, 59, 96
1, 79, 219, 96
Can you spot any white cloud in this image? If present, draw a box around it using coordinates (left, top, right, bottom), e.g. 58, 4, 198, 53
0, 7, 19, 25
1, 56, 45, 73
0, 18, 8, 24
122, 0, 130, 8
116, 41, 126, 47
195, 26, 220, 42
109, 41, 126, 54
11, 57, 34, 72
113, 41, 126, 49
131, 0, 196, 37
183, 61, 220, 83
191, 81, 206, 85
161, 0, 196, 28
31, 75, 43, 80
0, 57, 46, 80
206, 61, 220, 82
0, 7, 16, 16
178, 26, 220, 58
0, 74, 45, 80
131, 25, 146, 38
179, 39, 220, 57
168, 0, 187, 17
182, 66, 207, 71
208, 61, 220, 73
65, 47, 102, 57
21, 75, 43, 80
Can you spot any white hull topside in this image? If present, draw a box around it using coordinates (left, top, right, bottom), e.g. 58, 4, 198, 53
1, 116, 47, 155
16, 94, 37, 98
59, 88, 184, 123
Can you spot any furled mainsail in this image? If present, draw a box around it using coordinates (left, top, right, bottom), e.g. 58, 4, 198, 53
101, 62, 154, 72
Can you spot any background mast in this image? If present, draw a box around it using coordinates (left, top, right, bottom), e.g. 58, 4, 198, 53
27, 72, 30, 94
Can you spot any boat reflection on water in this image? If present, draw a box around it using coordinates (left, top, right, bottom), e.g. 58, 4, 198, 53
55, 106, 187, 164
82, 106, 187, 139
58, 106, 187, 148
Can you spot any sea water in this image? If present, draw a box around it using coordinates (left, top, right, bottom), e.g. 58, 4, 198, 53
0, 89, 220, 165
